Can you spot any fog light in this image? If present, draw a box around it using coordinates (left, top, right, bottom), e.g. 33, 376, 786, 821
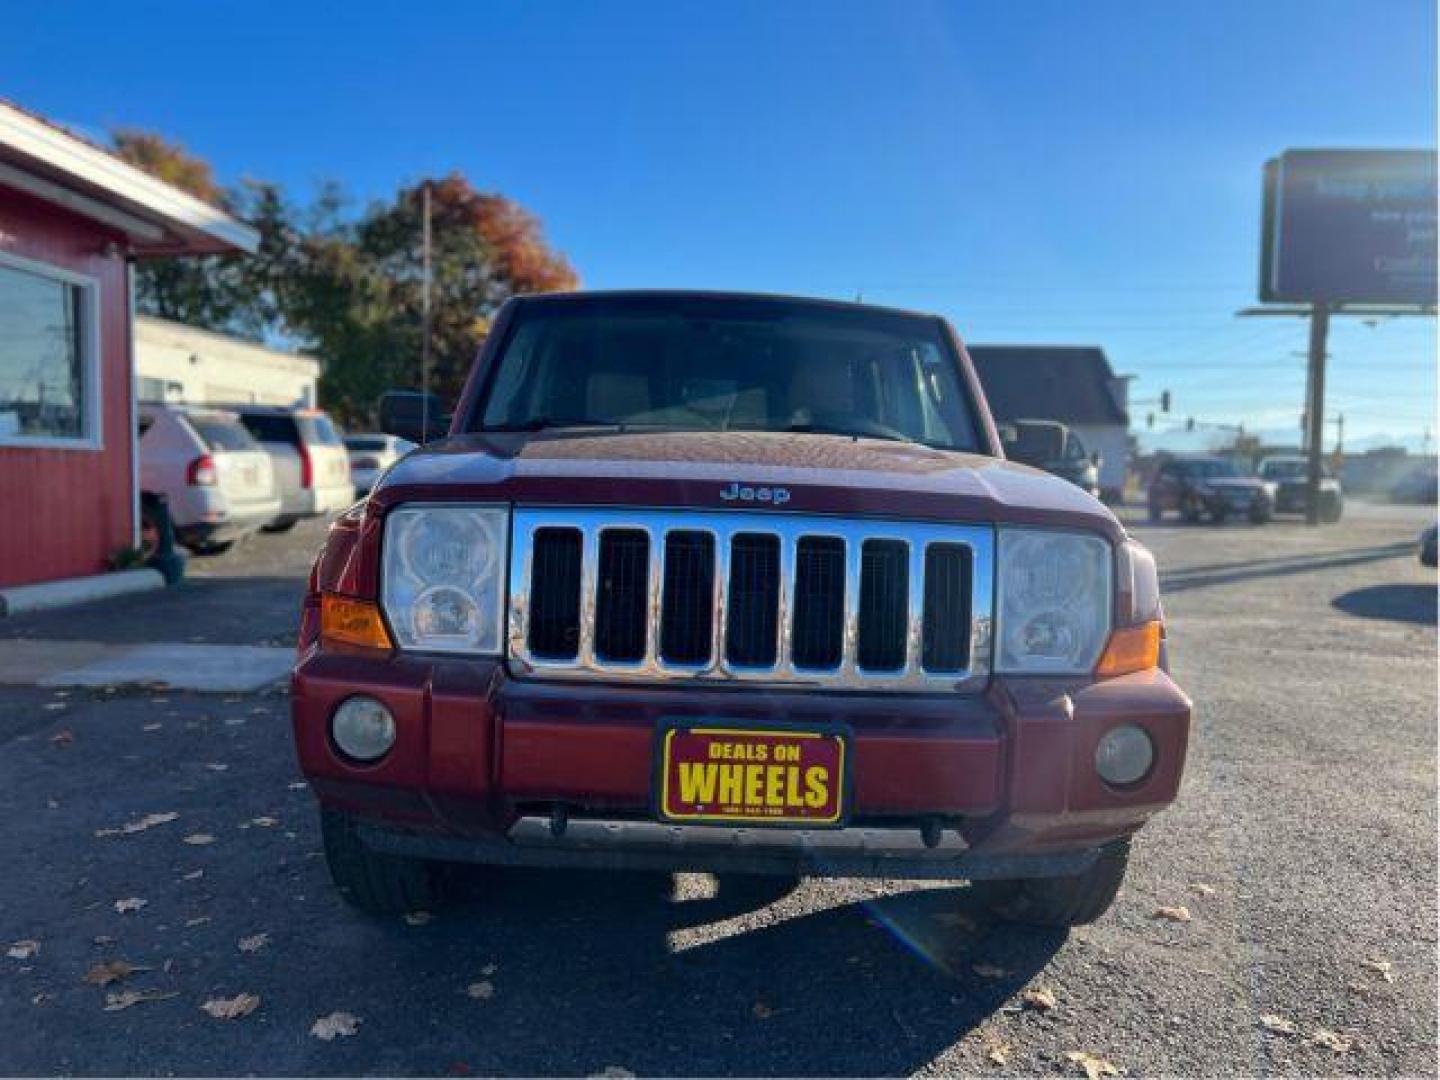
331, 695, 396, 762
1095, 724, 1154, 786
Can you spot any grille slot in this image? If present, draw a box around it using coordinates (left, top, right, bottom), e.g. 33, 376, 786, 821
594, 529, 649, 662
858, 539, 909, 670
792, 536, 846, 668
527, 527, 582, 659
726, 533, 781, 666
660, 531, 715, 664
922, 543, 971, 672
510, 510, 991, 692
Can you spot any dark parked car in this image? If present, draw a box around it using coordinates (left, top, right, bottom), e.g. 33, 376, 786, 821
1390, 463, 1438, 505
1257, 455, 1344, 522
1148, 456, 1273, 524
1001, 419, 1101, 497
292, 290, 1191, 931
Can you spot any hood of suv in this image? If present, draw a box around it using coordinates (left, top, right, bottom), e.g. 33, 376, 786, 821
374, 429, 1124, 540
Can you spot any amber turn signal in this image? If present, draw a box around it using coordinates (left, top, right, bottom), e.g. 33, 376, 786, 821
320, 594, 393, 651
1095, 621, 1162, 677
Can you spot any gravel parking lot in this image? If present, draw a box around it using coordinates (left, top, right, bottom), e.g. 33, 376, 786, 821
1, 503, 1434, 1076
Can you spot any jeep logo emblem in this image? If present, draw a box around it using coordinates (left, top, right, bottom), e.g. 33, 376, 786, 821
720, 481, 790, 506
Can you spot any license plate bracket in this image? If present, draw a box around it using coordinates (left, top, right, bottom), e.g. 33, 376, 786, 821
654, 720, 850, 828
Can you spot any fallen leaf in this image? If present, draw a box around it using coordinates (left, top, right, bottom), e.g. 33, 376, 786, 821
1311, 1028, 1354, 1053
201, 993, 260, 1019
205, 763, 229, 772
142, 722, 163, 732
7, 939, 40, 960
31, 992, 50, 1006
184, 916, 211, 928
311, 1011, 361, 1040
42, 702, 67, 712
466, 981, 495, 1001
237, 933, 270, 954
181, 869, 204, 881
183, 833, 215, 846
251, 816, 279, 828
1361, 957, 1394, 983
95, 811, 179, 838
49, 730, 74, 747
93, 935, 114, 946
752, 1001, 774, 1020
1260, 1013, 1298, 1035
1191, 883, 1217, 897
1065, 1050, 1120, 1079
986, 1040, 1012, 1065
1152, 905, 1192, 923
403, 910, 432, 926
83, 959, 152, 986
972, 962, 1009, 979
288, 781, 308, 791
481, 963, 497, 976
113, 897, 147, 914
1021, 988, 1057, 1012
103, 989, 177, 1011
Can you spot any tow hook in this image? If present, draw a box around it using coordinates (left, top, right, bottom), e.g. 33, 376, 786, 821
920, 817, 944, 849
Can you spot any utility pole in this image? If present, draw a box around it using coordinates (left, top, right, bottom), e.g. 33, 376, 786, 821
420, 182, 433, 441
1302, 302, 1331, 525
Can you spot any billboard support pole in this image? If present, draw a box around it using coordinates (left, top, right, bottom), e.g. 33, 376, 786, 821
1303, 301, 1331, 525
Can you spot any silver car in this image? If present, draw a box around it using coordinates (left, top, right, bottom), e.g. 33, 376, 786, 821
138, 405, 280, 555
344, 433, 416, 495
231, 406, 356, 532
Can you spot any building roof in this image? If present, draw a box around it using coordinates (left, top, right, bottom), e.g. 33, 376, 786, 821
0, 100, 257, 257
967, 345, 1129, 427
136, 316, 320, 377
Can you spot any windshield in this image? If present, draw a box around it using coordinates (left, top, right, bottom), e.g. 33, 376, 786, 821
475, 297, 982, 451
1177, 459, 1243, 479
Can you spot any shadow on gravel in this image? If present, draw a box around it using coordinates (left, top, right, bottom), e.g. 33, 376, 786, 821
1332, 582, 1437, 625
1160, 542, 1412, 593
366, 866, 1067, 1077
0, 576, 304, 648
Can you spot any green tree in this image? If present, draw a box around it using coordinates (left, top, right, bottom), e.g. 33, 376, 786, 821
113, 131, 579, 423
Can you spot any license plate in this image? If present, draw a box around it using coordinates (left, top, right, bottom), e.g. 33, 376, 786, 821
656, 723, 848, 827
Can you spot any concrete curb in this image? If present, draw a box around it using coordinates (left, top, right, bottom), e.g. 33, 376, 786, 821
0, 568, 166, 618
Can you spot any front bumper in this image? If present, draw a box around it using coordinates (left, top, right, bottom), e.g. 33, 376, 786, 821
292, 649, 1192, 874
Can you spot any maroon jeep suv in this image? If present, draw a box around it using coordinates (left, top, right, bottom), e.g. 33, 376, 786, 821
292, 291, 1190, 927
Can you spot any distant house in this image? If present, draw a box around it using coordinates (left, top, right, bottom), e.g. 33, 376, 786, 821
967, 345, 1131, 501
136, 316, 319, 409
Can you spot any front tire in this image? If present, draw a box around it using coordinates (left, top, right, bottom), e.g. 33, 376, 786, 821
975, 839, 1131, 927
321, 810, 446, 915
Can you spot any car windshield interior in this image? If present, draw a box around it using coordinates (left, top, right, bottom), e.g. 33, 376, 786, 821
476, 298, 983, 451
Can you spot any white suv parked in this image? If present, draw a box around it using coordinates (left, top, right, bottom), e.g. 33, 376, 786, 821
138, 405, 281, 555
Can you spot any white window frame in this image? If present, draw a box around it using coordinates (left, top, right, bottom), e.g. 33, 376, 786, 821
0, 248, 103, 450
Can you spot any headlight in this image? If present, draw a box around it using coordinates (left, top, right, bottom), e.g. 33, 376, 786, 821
382, 505, 508, 654
996, 528, 1112, 674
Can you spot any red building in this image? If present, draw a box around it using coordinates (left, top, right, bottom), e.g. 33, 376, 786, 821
0, 101, 256, 589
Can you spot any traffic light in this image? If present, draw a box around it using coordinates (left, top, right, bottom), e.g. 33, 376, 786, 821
1160, 390, 1171, 413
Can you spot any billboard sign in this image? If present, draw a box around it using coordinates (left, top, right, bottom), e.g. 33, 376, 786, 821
1260, 149, 1437, 305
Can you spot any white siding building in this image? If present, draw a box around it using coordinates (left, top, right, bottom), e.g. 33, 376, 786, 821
968, 345, 1132, 502
135, 316, 318, 409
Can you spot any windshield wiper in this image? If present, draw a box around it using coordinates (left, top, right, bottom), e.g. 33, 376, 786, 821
485, 416, 628, 433
780, 422, 917, 446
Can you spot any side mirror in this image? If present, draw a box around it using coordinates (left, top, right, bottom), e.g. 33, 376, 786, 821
379, 390, 450, 444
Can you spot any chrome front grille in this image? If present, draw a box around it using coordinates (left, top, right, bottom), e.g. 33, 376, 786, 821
508, 508, 993, 691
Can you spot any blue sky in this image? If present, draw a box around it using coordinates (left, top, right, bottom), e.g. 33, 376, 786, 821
4, 0, 1435, 450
